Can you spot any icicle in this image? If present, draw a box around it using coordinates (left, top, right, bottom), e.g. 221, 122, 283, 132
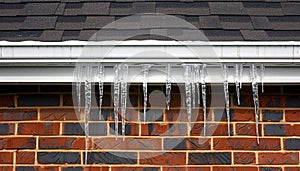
183, 64, 192, 133
166, 64, 172, 110
222, 64, 231, 136
113, 65, 121, 139
194, 64, 201, 105
84, 65, 92, 165
260, 64, 265, 93
98, 64, 104, 120
235, 64, 241, 105
141, 64, 151, 124
250, 64, 260, 144
120, 64, 128, 140
239, 64, 243, 89
200, 64, 207, 136
75, 64, 82, 113
191, 66, 196, 108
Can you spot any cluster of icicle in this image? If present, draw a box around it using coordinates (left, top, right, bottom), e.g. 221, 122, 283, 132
222, 64, 265, 144
75, 63, 265, 164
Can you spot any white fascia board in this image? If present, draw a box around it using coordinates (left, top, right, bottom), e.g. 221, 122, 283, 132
0, 40, 300, 83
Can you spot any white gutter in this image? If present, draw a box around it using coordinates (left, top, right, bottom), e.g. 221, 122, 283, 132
0, 41, 300, 83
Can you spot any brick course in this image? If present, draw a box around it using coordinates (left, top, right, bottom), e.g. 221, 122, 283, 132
0, 84, 299, 170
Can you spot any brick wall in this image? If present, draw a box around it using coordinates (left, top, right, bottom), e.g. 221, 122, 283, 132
0, 84, 299, 171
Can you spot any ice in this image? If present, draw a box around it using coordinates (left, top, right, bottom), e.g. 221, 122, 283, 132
120, 64, 128, 140
97, 64, 104, 120
200, 64, 207, 136
183, 64, 192, 133
75, 64, 82, 113
250, 64, 260, 144
84, 65, 92, 165
222, 64, 231, 136
235, 64, 241, 105
113, 64, 121, 139
166, 64, 172, 110
260, 64, 265, 93
141, 64, 151, 123
239, 64, 243, 89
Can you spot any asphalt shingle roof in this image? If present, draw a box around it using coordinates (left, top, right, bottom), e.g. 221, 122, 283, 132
0, 0, 299, 41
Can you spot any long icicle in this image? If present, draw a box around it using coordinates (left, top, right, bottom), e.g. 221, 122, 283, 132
251, 64, 260, 144
191, 65, 196, 108
142, 64, 151, 124
200, 64, 207, 136
183, 64, 192, 133
120, 64, 128, 140
235, 64, 241, 105
84, 65, 92, 165
113, 65, 120, 139
75, 64, 82, 113
194, 64, 201, 106
98, 64, 104, 120
166, 64, 172, 110
260, 64, 265, 93
222, 64, 231, 136
239, 64, 243, 89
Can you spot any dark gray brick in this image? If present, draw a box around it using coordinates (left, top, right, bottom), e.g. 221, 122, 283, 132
109, 123, 131, 136
140, 109, 163, 122
18, 94, 59, 107
0, 124, 9, 135
164, 138, 186, 150
264, 124, 285, 136
38, 152, 80, 164
286, 96, 300, 107
189, 152, 231, 165
214, 109, 234, 121
89, 123, 106, 136
284, 138, 300, 150
63, 123, 84, 135
263, 110, 283, 122
87, 152, 137, 164
0, 109, 37, 121
62, 167, 82, 171
16, 167, 35, 171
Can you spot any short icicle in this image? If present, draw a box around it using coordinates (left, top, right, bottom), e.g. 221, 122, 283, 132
191, 66, 196, 108
120, 64, 129, 140
166, 64, 172, 110
222, 64, 231, 136
183, 64, 192, 133
113, 65, 121, 140
84, 65, 93, 165
260, 64, 265, 93
194, 64, 201, 106
141, 64, 151, 124
235, 64, 241, 105
251, 64, 260, 144
200, 64, 207, 136
98, 64, 104, 120
239, 64, 243, 89
75, 64, 83, 113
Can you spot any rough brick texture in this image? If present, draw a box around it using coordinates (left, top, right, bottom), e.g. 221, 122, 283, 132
0, 84, 299, 170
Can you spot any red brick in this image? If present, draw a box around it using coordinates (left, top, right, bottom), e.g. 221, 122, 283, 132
16, 151, 35, 164
163, 167, 210, 171
141, 123, 186, 136
93, 138, 162, 150
0, 95, 15, 107
235, 123, 262, 136
234, 152, 255, 164
62, 167, 109, 171
18, 123, 60, 135
165, 108, 212, 122
140, 152, 186, 165
231, 109, 255, 121
258, 152, 299, 165
186, 138, 211, 150
191, 123, 232, 136
285, 110, 300, 122
0, 109, 37, 121
213, 167, 258, 171
233, 95, 254, 107
0, 137, 35, 149
0, 152, 13, 164
213, 138, 280, 150
62, 94, 73, 106
0, 166, 13, 171
284, 167, 300, 171
40, 108, 79, 121
112, 167, 159, 171
17, 166, 58, 171
169, 94, 183, 108
39, 137, 85, 149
